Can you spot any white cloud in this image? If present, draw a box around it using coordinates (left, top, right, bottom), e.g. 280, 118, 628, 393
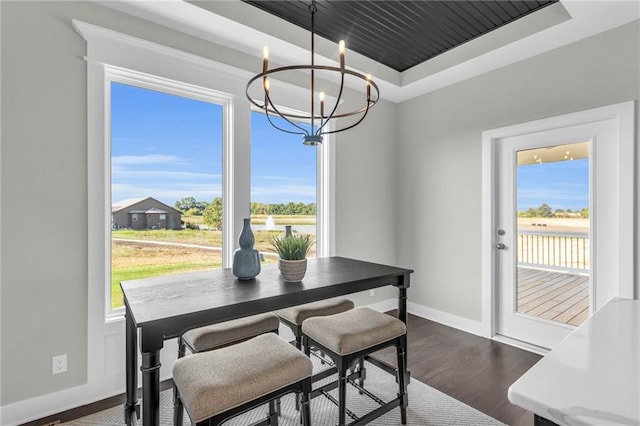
112, 154, 188, 166
112, 183, 222, 205
112, 169, 221, 181
250, 184, 316, 204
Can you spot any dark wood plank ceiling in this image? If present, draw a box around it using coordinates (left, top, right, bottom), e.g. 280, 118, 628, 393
242, 0, 557, 72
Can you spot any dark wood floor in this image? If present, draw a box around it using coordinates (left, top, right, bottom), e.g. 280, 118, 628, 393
25, 312, 542, 426
373, 312, 542, 426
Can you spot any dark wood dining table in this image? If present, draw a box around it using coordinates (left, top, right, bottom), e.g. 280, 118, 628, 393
121, 256, 412, 426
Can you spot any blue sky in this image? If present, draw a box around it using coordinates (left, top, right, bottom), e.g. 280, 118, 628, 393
110, 82, 316, 206
517, 159, 589, 211
112, 82, 586, 211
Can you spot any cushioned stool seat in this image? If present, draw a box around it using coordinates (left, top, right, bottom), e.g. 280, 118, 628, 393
276, 298, 354, 349
302, 306, 406, 355
302, 307, 408, 426
174, 313, 280, 424
182, 313, 280, 353
173, 333, 313, 425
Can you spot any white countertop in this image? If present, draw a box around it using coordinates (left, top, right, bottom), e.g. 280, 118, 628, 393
508, 298, 640, 426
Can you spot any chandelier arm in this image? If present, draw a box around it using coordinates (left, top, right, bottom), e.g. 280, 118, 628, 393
320, 98, 373, 136
264, 92, 309, 135
263, 108, 307, 136
316, 72, 345, 135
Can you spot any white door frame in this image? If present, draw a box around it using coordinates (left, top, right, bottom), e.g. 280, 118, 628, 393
481, 101, 635, 347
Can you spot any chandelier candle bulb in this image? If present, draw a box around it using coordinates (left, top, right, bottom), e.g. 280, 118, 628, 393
262, 46, 269, 73
339, 40, 345, 69
320, 92, 325, 117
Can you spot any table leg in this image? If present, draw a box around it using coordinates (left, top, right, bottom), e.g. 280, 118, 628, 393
124, 309, 140, 424
398, 274, 410, 383
141, 351, 161, 426
140, 325, 163, 426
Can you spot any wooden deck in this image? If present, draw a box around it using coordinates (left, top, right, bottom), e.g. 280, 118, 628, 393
517, 267, 589, 326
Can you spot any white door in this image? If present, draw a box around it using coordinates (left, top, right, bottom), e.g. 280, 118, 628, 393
495, 118, 621, 350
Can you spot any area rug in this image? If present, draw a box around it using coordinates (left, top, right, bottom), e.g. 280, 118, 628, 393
65, 359, 504, 426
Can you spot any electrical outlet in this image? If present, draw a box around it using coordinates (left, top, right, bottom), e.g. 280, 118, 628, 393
369, 289, 375, 296
52, 354, 67, 375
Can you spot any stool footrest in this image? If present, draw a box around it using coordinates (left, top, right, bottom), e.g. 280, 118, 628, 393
319, 390, 359, 422
363, 355, 411, 384
310, 369, 362, 400
315, 373, 403, 426
350, 398, 401, 426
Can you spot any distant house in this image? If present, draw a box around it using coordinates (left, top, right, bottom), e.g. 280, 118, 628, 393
112, 197, 182, 230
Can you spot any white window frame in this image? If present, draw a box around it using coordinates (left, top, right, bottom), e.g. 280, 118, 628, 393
106, 67, 232, 317
249, 106, 334, 257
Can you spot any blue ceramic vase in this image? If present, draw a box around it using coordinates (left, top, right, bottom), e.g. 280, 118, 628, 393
232, 218, 261, 280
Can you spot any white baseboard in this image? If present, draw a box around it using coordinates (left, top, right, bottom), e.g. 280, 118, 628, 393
1, 382, 109, 426
407, 302, 485, 336
1, 351, 176, 426
365, 298, 398, 313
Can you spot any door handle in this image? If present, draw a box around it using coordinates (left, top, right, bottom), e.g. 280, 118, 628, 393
496, 243, 506, 250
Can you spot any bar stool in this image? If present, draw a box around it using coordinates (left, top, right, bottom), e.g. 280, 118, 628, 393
302, 307, 408, 426
174, 313, 280, 425
172, 333, 313, 426
275, 298, 354, 350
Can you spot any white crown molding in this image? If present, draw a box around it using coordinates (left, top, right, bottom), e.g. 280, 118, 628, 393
90, 0, 640, 103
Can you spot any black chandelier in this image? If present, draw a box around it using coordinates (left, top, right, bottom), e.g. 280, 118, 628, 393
245, 0, 380, 146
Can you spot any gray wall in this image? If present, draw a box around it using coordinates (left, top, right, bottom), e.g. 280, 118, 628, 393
0, 0, 398, 405
2, 0, 89, 405
334, 99, 400, 303
395, 20, 640, 321
1, 0, 638, 413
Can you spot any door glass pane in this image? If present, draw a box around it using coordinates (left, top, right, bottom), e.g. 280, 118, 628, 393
110, 82, 223, 310
250, 111, 317, 263
516, 141, 590, 326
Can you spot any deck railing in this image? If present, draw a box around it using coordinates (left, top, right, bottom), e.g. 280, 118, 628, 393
517, 231, 589, 273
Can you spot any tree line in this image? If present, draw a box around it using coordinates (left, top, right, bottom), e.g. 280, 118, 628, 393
518, 203, 589, 218
174, 197, 316, 231
250, 202, 316, 215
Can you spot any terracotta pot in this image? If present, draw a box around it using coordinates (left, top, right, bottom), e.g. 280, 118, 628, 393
278, 258, 307, 282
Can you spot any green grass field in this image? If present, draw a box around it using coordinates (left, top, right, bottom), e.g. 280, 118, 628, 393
111, 216, 315, 309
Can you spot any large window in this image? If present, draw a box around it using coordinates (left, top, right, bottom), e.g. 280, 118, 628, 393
250, 111, 317, 261
79, 21, 333, 403
109, 81, 224, 310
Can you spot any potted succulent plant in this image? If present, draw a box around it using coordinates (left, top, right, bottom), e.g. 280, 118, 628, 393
271, 232, 315, 282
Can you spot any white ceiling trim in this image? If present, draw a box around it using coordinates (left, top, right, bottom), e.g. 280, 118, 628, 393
94, 0, 639, 104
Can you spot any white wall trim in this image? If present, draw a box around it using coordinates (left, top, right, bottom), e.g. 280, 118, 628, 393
408, 302, 485, 337
0, 1, 3, 420
481, 101, 636, 342
366, 298, 399, 314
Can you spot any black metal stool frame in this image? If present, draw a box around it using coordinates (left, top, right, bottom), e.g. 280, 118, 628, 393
302, 334, 408, 426
191, 376, 312, 426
